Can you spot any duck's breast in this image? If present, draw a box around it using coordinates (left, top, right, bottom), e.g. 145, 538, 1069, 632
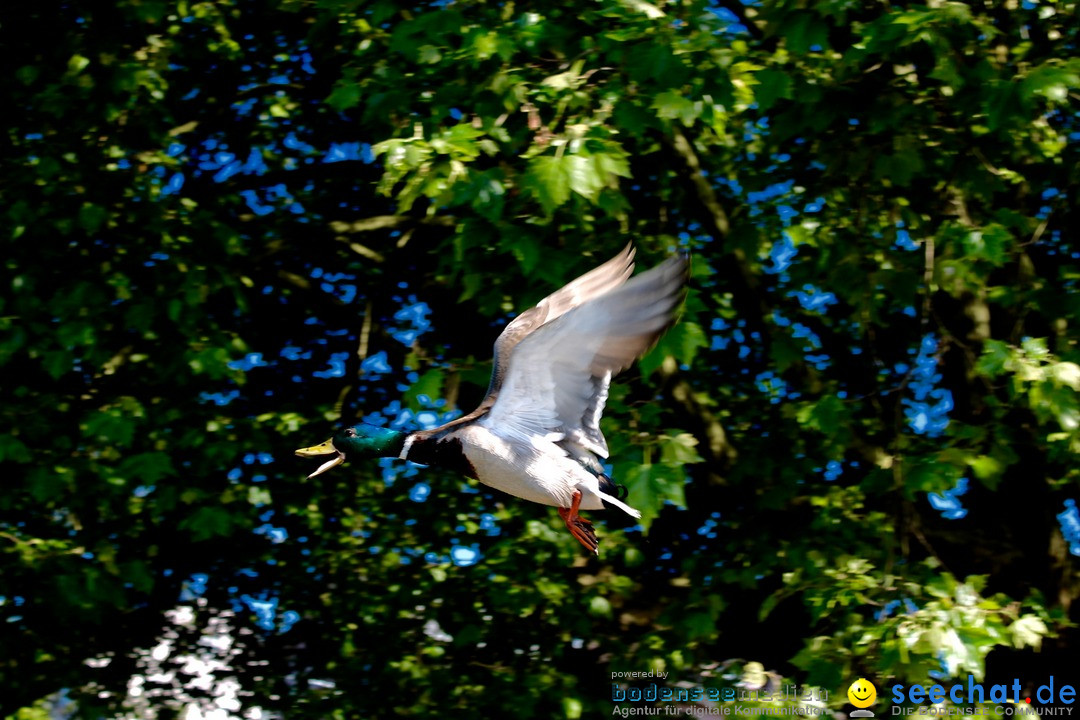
456, 425, 591, 508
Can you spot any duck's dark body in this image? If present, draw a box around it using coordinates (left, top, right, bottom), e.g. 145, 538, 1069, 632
404, 432, 478, 478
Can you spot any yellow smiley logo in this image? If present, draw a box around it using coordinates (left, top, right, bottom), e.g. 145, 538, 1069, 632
848, 678, 877, 708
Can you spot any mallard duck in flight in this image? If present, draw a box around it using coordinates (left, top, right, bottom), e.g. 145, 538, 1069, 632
296, 245, 688, 553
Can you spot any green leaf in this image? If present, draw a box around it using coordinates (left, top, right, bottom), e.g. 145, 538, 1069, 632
15, 64, 40, 85
326, 82, 361, 111
248, 486, 272, 506
511, 236, 542, 273
1021, 62, 1080, 104
658, 432, 703, 466
963, 224, 1010, 266
619, 0, 665, 19
639, 320, 707, 376
904, 459, 962, 498
403, 368, 445, 408
976, 339, 1012, 377
119, 560, 155, 594
541, 70, 577, 90
179, 506, 233, 541
431, 124, 484, 160
1021, 336, 1049, 358
118, 452, 177, 484
417, 45, 442, 64
796, 395, 847, 434
78, 203, 108, 233
968, 455, 1003, 490
565, 154, 603, 201
0, 434, 31, 463
28, 466, 68, 503
43, 350, 72, 379
523, 155, 571, 214
755, 69, 793, 111
588, 595, 612, 617
68, 54, 90, 74
84, 409, 136, 447
471, 31, 499, 61
590, 146, 632, 181
618, 463, 687, 528
1010, 615, 1048, 650
1050, 362, 1080, 391
781, 13, 829, 54
651, 90, 699, 126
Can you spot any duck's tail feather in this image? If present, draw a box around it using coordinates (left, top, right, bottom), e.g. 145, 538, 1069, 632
597, 473, 640, 518
598, 473, 629, 500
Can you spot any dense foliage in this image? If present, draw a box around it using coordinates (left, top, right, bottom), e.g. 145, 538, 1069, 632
2, 0, 1079, 717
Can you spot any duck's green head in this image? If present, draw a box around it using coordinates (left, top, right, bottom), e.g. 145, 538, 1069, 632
295, 424, 407, 478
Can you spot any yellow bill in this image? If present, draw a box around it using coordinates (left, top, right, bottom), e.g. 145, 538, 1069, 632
295, 439, 344, 478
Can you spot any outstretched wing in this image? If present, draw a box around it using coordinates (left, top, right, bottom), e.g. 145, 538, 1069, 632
483, 244, 636, 400
479, 252, 688, 458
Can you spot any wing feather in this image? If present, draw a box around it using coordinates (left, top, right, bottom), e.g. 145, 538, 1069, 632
480, 252, 688, 457
484, 244, 635, 398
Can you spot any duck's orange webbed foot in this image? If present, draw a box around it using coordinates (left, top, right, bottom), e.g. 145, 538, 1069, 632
558, 489, 599, 554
